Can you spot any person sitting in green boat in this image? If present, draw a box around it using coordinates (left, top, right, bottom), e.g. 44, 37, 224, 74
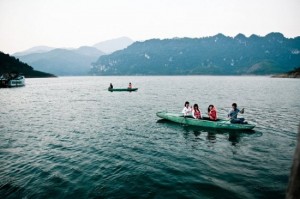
109, 83, 113, 89
192, 104, 202, 119
228, 103, 246, 124
128, 82, 132, 89
182, 101, 192, 116
208, 105, 217, 121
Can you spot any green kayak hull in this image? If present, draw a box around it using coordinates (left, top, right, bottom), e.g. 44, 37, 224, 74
156, 111, 255, 130
108, 88, 138, 92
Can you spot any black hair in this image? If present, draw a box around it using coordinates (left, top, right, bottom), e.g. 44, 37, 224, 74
193, 104, 199, 110
208, 104, 214, 113
184, 101, 190, 107
232, 103, 237, 108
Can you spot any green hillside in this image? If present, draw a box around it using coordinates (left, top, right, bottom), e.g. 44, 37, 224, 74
91, 33, 300, 75
0, 51, 55, 77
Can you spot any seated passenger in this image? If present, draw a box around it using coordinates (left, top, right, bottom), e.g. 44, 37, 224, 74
192, 104, 202, 119
128, 82, 132, 89
109, 83, 113, 89
208, 104, 217, 121
182, 101, 192, 116
228, 103, 246, 124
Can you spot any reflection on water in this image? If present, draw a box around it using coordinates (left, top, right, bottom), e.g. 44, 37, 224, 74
1, 76, 298, 199
207, 132, 217, 143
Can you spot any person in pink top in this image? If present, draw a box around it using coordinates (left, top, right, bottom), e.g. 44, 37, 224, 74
192, 104, 202, 119
208, 104, 217, 121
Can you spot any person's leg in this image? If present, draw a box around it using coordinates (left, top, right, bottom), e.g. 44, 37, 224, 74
230, 119, 240, 123
231, 118, 245, 124
239, 118, 248, 124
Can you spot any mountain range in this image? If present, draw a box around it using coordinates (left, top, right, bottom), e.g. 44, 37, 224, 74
13, 46, 56, 57
14, 37, 134, 76
91, 33, 300, 75
93, 37, 134, 54
15, 46, 105, 76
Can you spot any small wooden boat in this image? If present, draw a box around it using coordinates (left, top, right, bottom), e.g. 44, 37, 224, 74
0, 73, 25, 88
108, 88, 138, 92
156, 111, 255, 130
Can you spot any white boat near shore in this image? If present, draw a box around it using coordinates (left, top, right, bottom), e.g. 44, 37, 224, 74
0, 73, 25, 88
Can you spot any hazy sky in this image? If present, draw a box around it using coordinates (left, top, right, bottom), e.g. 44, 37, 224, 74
0, 0, 299, 54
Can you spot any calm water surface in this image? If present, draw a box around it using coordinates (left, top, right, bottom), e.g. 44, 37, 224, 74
1, 76, 299, 199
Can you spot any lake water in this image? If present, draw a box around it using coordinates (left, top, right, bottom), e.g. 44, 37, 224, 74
1, 76, 299, 199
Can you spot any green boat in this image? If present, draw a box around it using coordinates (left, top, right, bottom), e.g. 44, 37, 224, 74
156, 111, 255, 130
108, 88, 138, 92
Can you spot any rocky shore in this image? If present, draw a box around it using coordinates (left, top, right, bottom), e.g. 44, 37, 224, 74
272, 67, 300, 78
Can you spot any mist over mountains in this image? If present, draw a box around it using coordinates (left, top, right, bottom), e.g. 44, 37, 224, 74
93, 37, 134, 54
16, 47, 105, 76
91, 33, 300, 75
11, 33, 300, 76
13, 46, 55, 57
15, 37, 133, 76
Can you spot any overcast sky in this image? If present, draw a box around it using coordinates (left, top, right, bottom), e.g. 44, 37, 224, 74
0, 0, 299, 54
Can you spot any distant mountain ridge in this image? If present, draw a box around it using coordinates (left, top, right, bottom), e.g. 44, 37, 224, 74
0, 51, 55, 78
93, 37, 134, 54
13, 46, 55, 56
91, 32, 300, 75
16, 47, 105, 76
14, 37, 134, 76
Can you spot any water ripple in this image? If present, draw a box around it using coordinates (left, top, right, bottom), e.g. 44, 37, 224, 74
0, 76, 299, 198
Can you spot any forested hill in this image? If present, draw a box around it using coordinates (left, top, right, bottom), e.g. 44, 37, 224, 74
90, 33, 300, 75
0, 52, 55, 77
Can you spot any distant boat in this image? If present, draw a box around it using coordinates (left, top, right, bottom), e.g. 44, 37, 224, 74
0, 73, 25, 88
156, 111, 255, 130
108, 88, 138, 92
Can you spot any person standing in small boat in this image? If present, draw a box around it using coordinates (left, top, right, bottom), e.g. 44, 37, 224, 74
228, 103, 246, 124
192, 104, 202, 119
128, 82, 132, 89
109, 83, 113, 89
182, 101, 192, 116
208, 105, 217, 121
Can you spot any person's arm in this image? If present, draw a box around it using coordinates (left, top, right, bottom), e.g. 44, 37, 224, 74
182, 107, 187, 115
240, 108, 245, 114
192, 110, 196, 119
213, 110, 217, 120
228, 110, 233, 118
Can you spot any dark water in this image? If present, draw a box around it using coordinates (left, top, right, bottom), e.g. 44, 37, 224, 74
1, 76, 299, 199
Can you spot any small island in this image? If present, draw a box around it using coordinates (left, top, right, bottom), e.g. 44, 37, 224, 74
0, 51, 55, 78
272, 67, 300, 78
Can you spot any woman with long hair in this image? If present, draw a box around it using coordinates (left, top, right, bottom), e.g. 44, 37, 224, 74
208, 104, 217, 121
192, 104, 202, 119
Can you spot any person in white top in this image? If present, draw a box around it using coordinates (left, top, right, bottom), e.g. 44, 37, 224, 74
182, 101, 192, 116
